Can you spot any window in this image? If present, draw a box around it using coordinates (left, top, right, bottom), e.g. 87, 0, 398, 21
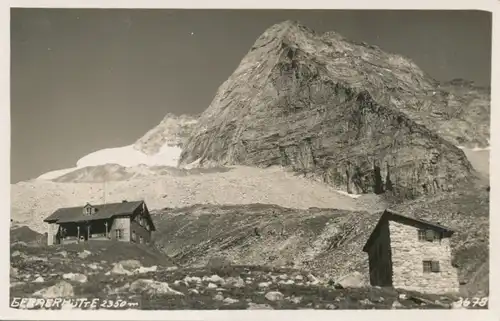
131, 230, 136, 242
423, 260, 440, 273
418, 229, 426, 241
140, 236, 143, 244
115, 229, 123, 240
418, 229, 442, 242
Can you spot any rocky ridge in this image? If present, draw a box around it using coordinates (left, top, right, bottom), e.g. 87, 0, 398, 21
133, 113, 198, 155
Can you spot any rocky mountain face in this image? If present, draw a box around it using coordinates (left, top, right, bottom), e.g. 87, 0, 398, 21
179, 21, 489, 199
133, 113, 198, 155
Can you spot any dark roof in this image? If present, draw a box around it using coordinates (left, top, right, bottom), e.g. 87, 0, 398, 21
362, 209, 455, 252
44, 201, 145, 224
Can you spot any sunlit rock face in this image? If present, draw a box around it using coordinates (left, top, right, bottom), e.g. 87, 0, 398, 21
179, 21, 487, 199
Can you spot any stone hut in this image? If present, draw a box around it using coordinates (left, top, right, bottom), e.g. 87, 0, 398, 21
362, 209, 459, 294
43, 200, 156, 246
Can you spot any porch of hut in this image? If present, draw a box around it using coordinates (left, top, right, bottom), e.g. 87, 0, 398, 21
56, 219, 113, 244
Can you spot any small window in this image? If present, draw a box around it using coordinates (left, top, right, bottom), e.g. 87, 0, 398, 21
425, 230, 435, 242
423, 260, 440, 273
431, 261, 440, 272
418, 229, 426, 241
115, 229, 123, 240
132, 230, 136, 242
140, 236, 143, 244
419, 229, 442, 242
423, 260, 432, 272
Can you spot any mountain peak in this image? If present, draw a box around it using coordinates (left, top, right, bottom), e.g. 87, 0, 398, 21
179, 21, 489, 199
249, 20, 313, 51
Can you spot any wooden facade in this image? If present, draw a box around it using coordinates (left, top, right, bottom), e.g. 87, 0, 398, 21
44, 200, 156, 246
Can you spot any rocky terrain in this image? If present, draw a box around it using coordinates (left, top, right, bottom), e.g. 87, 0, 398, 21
10, 237, 477, 310
12, 166, 375, 234
150, 177, 489, 296
10, 20, 490, 310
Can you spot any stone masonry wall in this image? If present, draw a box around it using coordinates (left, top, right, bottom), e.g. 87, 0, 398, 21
389, 220, 459, 294
110, 217, 130, 242
47, 223, 57, 246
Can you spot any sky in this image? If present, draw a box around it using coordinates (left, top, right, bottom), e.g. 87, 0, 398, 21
11, 9, 492, 183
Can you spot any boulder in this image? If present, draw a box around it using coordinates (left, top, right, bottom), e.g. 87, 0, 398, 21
118, 259, 142, 270
33, 281, 74, 298
184, 276, 202, 284
57, 251, 68, 258
62, 273, 88, 283
77, 250, 91, 259
225, 276, 245, 288
130, 279, 184, 296
11, 250, 22, 258
203, 274, 225, 284
111, 263, 133, 276
223, 297, 239, 304
265, 291, 284, 301
247, 303, 274, 309
134, 265, 158, 274
334, 271, 367, 288
10, 266, 18, 278
33, 276, 45, 283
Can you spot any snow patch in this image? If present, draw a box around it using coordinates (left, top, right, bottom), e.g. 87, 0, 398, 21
37, 143, 182, 180
335, 190, 362, 199
457, 145, 490, 152
38, 167, 79, 180
77, 144, 181, 168
181, 158, 202, 170
472, 146, 490, 152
